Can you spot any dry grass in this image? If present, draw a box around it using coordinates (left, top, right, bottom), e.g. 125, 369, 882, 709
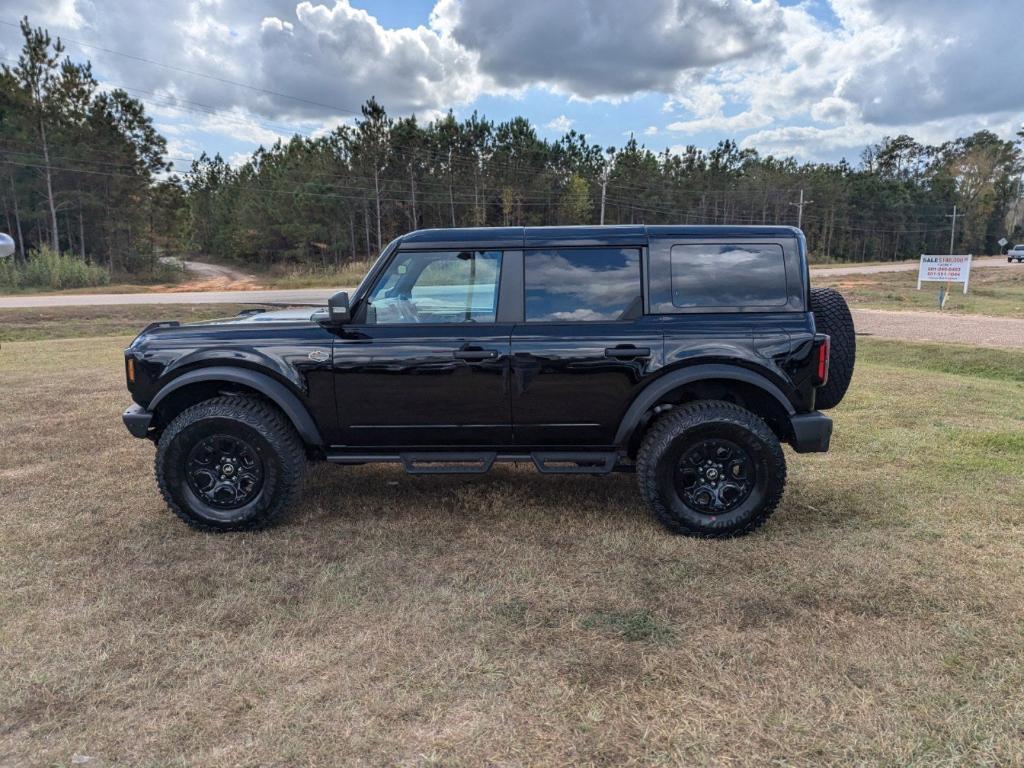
1, 336, 1023, 766
0, 305, 253, 343
816, 266, 1024, 318
251, 260, 373, 290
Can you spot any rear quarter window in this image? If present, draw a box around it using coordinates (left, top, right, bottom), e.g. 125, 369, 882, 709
653, 243, 788, 310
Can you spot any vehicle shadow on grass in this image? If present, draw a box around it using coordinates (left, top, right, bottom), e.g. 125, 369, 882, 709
286, 459, 882, 537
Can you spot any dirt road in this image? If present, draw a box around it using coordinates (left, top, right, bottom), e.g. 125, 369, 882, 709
3, 257, 1023, 349
814, 255, 1007, 276
159, 256, 254, 283
2, 257, 1012, 309
0, 287, 333, 308
852, 308, 1024, 349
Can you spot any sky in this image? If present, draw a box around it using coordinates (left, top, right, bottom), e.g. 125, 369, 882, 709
3, 0, 1023, 173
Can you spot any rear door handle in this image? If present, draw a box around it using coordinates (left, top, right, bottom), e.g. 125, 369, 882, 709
453, 347, 499, 361
604, 346, 651, 360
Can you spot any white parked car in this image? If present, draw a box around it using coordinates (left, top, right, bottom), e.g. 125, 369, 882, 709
1008, 244, 1024, 263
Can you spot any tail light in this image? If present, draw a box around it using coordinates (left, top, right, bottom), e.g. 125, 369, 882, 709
814, 335, 830, 386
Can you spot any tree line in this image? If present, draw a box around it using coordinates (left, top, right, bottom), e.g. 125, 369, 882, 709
2, 17, 1023, 279
0, 18, 178, 279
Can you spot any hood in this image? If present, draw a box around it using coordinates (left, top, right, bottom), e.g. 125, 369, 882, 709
129, 306, 326, 347
192, 307, 325, 325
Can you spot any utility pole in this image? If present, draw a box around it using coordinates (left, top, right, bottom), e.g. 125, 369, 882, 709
789, 188, 813, 229
599, 146, 615, 225
946, 204, 959, 254
599, 169, 608, 225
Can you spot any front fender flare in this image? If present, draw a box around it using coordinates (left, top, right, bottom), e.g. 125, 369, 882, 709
614, 364, 795, 447
149, 366, 323, 447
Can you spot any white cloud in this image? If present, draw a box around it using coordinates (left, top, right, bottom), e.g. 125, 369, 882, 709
439, 0, 785, 99
667, 110, 770, 137
742, 111, 1024, 161
4, 0, 1022, 163
227, 151, 253, 168
9, 0, 488, 125
545, 115, 573, 132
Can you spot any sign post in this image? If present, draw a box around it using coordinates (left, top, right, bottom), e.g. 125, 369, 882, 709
917, 254, 972, 295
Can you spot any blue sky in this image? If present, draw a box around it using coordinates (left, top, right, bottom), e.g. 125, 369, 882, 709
3, 0, 1021, 172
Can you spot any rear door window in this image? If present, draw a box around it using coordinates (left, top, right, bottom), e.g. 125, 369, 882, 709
666, 243, 788, 309
524, 248, 642, 322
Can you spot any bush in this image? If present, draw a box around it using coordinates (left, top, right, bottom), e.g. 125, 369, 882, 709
0, 246, 110, 291
150, 257, 185, 283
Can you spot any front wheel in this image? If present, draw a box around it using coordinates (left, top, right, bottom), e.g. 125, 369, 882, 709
636, 401, 786, 538
155, 396, 306, 532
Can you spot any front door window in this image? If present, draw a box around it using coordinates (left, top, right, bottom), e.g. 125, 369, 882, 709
365, 250, 503, 324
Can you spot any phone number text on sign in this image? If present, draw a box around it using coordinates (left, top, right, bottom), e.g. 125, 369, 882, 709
917, 254, 972, 293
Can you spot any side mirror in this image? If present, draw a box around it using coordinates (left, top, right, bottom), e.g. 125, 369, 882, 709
328, 290, 350, 323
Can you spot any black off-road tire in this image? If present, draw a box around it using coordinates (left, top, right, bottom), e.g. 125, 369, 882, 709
636, 401, 786, 538
810, 287, 856, 409
155, 396, 306, 532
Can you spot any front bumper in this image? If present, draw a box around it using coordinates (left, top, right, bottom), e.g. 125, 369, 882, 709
789, 411, 832, 453
123, 404, 154, 438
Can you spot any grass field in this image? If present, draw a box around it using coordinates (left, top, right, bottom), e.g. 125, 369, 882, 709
0, 304, 253, 343
2, 331, 1023, 766
815, 265, 1024, 317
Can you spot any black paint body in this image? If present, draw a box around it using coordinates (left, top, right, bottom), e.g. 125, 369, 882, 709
124, 225, 831, 459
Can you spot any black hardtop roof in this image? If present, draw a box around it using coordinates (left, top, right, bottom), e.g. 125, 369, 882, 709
398, 224, 802, 248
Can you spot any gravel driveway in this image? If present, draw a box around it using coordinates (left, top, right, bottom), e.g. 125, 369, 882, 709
813, 255, 1007, 277
853, 308, 1024, 349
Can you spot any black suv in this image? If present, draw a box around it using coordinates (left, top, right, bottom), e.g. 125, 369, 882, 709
122, 225, 855, 537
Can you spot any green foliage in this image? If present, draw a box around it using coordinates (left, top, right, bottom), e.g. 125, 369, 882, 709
3, 16, 1023, 286
1, 16, 170, 278
0, 244, 108, 290
184, 119, 1024, 270
558, 174, 592, 223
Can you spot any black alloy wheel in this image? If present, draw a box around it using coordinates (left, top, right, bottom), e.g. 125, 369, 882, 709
185, 433, 265, 512
674, 437, 755, 515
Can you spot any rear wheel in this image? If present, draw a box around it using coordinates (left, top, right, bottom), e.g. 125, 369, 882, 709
810, 287, 856, 409
155, 396, 306, 532
636, 401, 786, 538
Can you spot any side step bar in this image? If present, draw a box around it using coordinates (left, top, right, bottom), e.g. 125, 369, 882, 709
402, 452, 496, 474
325, 451, 623, 475
531, 452, 617, 474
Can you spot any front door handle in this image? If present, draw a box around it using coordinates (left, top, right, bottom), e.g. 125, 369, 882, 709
454, 347, 499, 361
604, 345, 651, 360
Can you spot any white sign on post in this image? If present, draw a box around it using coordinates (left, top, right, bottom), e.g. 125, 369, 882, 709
917, 254, 973, 294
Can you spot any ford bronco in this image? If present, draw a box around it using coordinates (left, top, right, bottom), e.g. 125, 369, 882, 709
122, 225, 855, 537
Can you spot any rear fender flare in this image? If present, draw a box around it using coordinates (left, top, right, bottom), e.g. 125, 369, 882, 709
149, 366, 323, 447
614, 364, 795, 447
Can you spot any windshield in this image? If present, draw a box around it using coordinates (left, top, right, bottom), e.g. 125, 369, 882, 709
351, 237, 401, 299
